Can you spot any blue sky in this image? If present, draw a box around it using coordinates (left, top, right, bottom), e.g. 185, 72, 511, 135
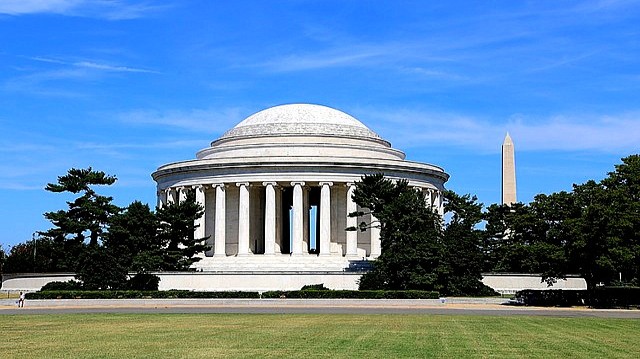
1, 0, 639, 248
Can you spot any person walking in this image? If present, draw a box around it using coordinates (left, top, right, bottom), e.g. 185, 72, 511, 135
18, 291, 25, 308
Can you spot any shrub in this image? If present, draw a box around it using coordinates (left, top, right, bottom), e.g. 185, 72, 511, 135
590, 286, 640, 308
26, 290, 260, 300
516, 287, 640, 308
262, 290, 439, 299
40, 280, 84, 291
300, 284, 329, 290
127, 274, 160, 291
515, 290, 586, 307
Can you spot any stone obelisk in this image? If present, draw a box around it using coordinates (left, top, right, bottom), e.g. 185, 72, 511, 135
502, 132, 517, 205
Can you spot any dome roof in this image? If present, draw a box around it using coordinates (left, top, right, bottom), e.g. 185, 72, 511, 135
218, 104, 384, 142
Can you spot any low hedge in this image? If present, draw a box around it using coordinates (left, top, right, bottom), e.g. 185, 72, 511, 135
262, 290, 439, 299
515, 289, 586, 307
590, 286, 640, 308
26, 290, 260, 300
26, 289, 440, 300
515, 287, 640, 308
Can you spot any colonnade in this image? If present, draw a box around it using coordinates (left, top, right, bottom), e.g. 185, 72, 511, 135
157, 182, 443, 259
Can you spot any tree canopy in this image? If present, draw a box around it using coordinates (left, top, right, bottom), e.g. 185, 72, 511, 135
353, 174, 494, 295
4, 168, 209, 290
484, 154, 640, 290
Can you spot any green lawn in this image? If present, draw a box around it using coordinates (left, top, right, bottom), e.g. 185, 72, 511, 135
1, 314, 639, 358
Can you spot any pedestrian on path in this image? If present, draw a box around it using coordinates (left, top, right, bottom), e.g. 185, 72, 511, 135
17, 291, 25, 308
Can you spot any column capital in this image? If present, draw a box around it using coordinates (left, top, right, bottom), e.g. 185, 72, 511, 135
319, 181, 334, 186
236, 182, 250, 187
290, 181, 305, 186
192, 184, 204, 190
211, 183, 225, 189
262, 181, 278, 187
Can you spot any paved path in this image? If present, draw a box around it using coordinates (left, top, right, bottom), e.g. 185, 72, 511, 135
1, 298, 639, 318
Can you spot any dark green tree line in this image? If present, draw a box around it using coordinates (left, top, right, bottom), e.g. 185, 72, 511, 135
4, 168, 209, 290
484, 154, 640, 290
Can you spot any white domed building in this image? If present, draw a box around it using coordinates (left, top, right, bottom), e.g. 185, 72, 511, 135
151, 104, 449, 290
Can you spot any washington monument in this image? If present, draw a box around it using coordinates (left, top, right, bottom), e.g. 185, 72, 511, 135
502, 132, 517, 205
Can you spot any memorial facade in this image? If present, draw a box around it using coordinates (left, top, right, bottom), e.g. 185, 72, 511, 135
151, 104, 449, 284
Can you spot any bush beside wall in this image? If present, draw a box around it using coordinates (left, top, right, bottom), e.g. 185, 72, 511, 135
26, 290, 260, 299
590, 287, 640, 308
262, 290, 440, 299
515, 287, 640, 308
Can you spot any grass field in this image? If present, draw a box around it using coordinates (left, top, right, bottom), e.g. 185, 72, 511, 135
1, 314, 639, 358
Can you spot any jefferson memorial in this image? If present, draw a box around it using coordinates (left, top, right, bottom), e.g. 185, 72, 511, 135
151, 104, 449, 290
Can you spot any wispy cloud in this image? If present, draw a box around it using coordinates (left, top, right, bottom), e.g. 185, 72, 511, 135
118, 107, 246, 134
2, 68, 93, 97
357, 107, 640, 153
76, 140, 208, 150
28, 56, 158, 74
2, 55, 158, 95
0, 0, 169, 20
74, 61, 157, 73
257, 45, 396, 72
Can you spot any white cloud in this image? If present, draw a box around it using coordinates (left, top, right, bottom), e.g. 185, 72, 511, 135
2, 56, 158, 96
0, 0, 81, 15
0, 0, 168, 20
28, 56, 158, 73
74, 61, 158, 73
356, 107, 640, 153
118, 107, 246, 134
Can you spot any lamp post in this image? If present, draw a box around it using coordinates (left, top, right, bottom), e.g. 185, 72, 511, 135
32, 232, 37, 273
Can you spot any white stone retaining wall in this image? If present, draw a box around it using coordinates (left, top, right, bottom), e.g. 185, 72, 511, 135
481, 273, 587, 294
3, 272, 587, 294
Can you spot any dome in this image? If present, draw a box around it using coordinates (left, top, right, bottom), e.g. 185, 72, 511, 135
218, 103, 384, 143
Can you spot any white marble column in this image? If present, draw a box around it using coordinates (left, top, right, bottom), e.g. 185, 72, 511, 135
178, 186, 187, 203
213, 184, 226, 257
237, 182, 250, 256
319, 182, 332, 256
157, 189, 167, 209
346, 183, 358, 257
437, 190, 445, 217
423, 188, 432, 209
303, 185, 310, 252
166, 188, 176, 205
370, 214, 381, 258
263, 182, 277, 255
194, 185, 206, 240
204, 185, 215, 257
291, 181, 305, 255
193, 185, 206, 258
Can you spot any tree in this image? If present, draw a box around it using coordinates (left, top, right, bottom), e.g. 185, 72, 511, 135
353, 174, 444, 291
483, 154, 640, 291
75, 245, 128, 290
42, 167, 119, 248
440, 190, 492, 296
155, 190, 208, 270
0, 243, 6, 280
3, 236, 64, 273
599, 154, 640, 285
105, 201, 164, 274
